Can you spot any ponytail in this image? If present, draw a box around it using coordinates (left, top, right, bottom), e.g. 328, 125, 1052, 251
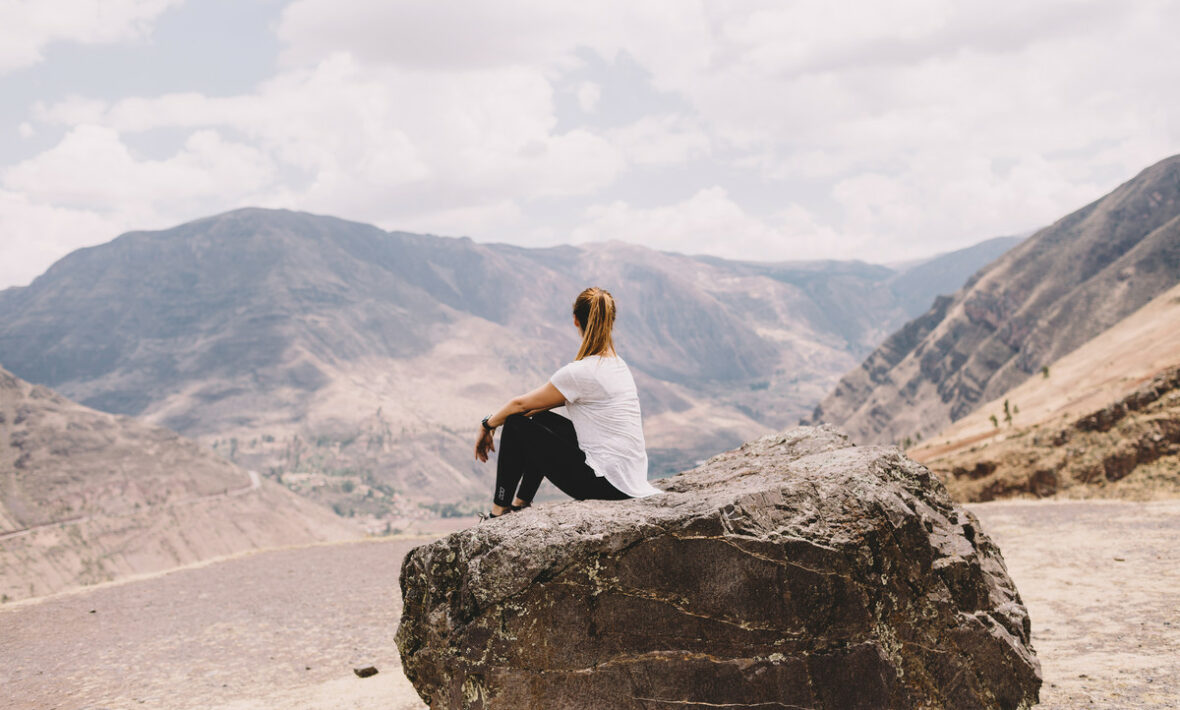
573, 287, 616, 360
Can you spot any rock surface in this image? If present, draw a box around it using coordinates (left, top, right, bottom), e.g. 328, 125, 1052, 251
395, 426, 1041, 709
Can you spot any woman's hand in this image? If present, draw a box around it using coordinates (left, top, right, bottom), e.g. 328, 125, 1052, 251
474, 427, 496, 462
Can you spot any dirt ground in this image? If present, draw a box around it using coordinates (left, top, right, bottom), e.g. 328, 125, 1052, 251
1, 500, 1178, 709
0, 537, 429, 710
970, 499, 1180, 709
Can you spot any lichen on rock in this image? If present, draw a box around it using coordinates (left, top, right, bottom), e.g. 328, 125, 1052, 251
396, 425, 1041, 709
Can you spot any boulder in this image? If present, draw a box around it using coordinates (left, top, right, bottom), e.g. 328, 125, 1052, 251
395, 425, 1041, 709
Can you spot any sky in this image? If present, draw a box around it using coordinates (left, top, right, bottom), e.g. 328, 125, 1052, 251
1, 0, 1179, 289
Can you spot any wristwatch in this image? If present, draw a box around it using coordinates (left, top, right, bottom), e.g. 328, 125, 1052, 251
481, 415, 495, 432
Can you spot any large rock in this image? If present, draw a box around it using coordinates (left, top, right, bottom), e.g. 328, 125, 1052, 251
395, 425, 1041, 709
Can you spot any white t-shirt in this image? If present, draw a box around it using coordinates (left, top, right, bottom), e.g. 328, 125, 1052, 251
549, 355, 661, 498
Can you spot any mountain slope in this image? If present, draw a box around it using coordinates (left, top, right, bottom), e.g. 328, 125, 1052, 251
0, 365, 359, 602
808, 154, 1180, 444
0, 209, 1017, 506
910, 282, 1180, 501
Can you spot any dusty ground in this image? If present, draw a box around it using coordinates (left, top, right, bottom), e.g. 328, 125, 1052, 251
1, 501, 1177, 709
970, 499, 1180, 709
0, 537, 430, 710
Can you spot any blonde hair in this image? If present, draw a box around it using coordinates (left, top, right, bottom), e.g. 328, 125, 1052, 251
573, 287, 616, 360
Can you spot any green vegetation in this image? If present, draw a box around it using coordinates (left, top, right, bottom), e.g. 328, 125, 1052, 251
1042, 365, 1050, 379
1003, 399, 1013, 427
989, 414, 999, 428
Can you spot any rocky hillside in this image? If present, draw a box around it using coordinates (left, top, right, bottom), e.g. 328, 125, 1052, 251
809, 154, 1180, 445
928, 365, 1180, 502
0, 365, 359, 602
0, 209, 1016, 509
912, 283, 1180, 502
396, 425, 1041, 709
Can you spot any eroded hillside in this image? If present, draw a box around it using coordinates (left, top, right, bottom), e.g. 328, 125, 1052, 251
925, 366, 1180, 502
809, 154, 1180, 445
912, 283, 1180, 501
0, 365, 359, 602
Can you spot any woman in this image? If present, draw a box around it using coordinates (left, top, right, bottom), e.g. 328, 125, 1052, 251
474, 287, 661, 518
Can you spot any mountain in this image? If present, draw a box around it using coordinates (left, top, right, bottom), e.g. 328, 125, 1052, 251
808, 154, 1180, 445
0, 209, 1016, 508
885, 235, 1025, 317
911, 282, 1180, 501
0, 364, 359, 602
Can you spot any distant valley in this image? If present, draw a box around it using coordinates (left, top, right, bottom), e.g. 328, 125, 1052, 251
0, 209, 1016, 517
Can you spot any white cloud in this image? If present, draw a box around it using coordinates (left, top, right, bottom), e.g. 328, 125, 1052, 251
576, 82, 601, 112
609, 115, 711, 166
571, 187, 841, 261
0, 125, 277, 286
4, 0, 1180, 288
0, 0, 181, 73
12, 51, 625, 262
0, 189, 125, 287
3, 124, 274, 210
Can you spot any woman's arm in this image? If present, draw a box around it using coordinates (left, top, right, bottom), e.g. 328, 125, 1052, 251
488, 382, 565, 428
475, 382, 566, 462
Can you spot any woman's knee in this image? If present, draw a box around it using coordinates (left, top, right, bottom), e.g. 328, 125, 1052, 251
501, 413, 532, 441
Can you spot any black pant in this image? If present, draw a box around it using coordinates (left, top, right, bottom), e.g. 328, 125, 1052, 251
494, 412, 630, 507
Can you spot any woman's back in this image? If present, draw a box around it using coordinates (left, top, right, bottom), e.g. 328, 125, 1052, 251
551, 355, 659, 498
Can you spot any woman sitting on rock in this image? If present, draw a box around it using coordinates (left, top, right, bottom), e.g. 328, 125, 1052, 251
474, 286, 661, 518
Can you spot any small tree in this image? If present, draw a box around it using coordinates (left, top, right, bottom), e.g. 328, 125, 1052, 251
1041, 365, 1050, 379
989, 414, 999, 429
1003, 399, 1012, 427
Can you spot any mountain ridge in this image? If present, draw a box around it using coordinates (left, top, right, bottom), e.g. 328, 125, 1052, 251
808, 154, 1180, 444
0, 208, 1021, 509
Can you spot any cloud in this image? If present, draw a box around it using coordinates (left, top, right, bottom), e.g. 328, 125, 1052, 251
4, 124, 274, 209
570, 187, 843, 261
0, 0, 181, 73
0, 189, 125, 288
0, 125, 276, 286
609, 115, 711, 166
14, 51, 625, 259
576, 82, 601, 112
4, 0, 1180, 288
